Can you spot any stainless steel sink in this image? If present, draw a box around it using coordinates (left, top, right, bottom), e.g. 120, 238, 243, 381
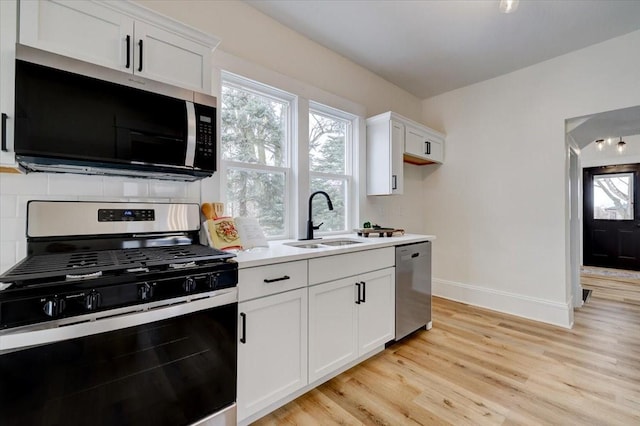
284, 239, 362, 249
320, 239, 363, 246
283, 242, 324, 249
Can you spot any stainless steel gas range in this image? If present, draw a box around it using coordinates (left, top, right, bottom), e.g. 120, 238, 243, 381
0, 201, 239, 426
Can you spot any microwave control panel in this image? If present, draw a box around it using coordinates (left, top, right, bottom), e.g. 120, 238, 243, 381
193, 104, 216, 171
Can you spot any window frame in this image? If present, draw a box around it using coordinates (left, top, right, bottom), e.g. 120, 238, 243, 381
308, 101, 356, 236
219, 71, 297, 239
218, 68, 362, 241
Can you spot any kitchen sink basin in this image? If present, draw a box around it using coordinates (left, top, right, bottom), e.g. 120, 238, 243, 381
284, 239, 363, 249
319, 239, 363, 246
284, 242, 325, 249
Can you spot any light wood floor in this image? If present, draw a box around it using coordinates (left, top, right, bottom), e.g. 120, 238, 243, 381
254, 275, 640, 425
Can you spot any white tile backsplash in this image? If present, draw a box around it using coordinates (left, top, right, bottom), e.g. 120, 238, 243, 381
104, 178, 149, 198
0, 194, 17, 218
0, 173, 48, 195
149, 181, 188, 198
48, 173, 104, 196
0, 171, 201, 273
0, 217, 20, 242
1, 241, 16, 266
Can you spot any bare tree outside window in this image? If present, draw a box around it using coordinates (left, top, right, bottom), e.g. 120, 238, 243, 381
593, 173, 633, 220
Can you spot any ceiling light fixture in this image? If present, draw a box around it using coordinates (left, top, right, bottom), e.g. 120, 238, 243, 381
499, 0, 519, 14
617, 137, 626, 153
595, 139, 605, 151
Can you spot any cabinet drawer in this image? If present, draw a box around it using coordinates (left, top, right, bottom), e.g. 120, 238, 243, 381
239, 260, 308, 302
309, 247, 395, 285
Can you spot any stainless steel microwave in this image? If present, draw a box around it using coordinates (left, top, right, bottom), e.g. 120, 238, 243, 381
13, 46, 217, 181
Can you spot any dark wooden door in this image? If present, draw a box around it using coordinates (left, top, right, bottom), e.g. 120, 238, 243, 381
583, 164, 640, 271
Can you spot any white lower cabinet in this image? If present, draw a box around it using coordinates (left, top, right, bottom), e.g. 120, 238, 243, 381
308, 267, 395, 383
237, 288, 308, 421
357, 269, 396, 354
308, 277, 358, 382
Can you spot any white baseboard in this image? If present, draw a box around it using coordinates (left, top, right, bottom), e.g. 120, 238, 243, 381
433, 278, 573, 328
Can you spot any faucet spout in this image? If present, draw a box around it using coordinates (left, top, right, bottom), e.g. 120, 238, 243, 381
304, 191, 334, 240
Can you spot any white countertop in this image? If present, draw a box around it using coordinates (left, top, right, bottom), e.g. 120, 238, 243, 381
232, 233, 435, 268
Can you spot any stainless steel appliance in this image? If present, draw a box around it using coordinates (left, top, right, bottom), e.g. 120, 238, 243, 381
395, 241, 432, 340
13, 46, 216, 181
0, 201, 238, 426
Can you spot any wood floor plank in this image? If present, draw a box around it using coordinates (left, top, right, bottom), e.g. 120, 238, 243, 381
252, 271, 640, 425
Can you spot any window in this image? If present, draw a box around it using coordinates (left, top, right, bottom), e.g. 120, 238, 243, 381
220, 73, 358, 240
593, 173, 633, 220
309, 104, 353, 233
220, 74, 295, 238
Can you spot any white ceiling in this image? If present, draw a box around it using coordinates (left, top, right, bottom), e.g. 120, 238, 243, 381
245, 0, 640, 99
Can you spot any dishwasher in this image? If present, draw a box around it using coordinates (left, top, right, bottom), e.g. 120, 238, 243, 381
395, 241, 432, 340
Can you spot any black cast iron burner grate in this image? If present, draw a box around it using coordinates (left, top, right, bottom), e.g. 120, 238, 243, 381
0, 245, 234, 284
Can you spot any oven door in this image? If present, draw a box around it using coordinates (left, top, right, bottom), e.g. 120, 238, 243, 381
0, 290, 237, 426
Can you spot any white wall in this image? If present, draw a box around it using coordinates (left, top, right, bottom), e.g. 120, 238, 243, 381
421, 30, 640, 327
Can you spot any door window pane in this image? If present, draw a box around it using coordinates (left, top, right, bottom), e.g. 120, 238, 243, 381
310, 177, 346, 232
593, 173, 633, 220
226, 168, 286, 237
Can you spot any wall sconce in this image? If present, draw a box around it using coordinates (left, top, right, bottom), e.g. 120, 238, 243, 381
499, 0, 519, 14
617, 137, 626, 153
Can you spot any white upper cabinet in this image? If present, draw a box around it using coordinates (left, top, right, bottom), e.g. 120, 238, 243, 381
0, 0, 17, 168
19, 1, 132, 71
133, 21, 212, 92
366, 115, 404, 195
405, 124, 445, 164
18, 0, 220, 94
366, 111, 445, 195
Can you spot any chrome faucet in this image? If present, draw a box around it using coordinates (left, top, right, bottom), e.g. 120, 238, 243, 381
304, 191, 334, 240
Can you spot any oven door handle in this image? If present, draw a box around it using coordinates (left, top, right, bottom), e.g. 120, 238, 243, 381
0, 288, 237, 352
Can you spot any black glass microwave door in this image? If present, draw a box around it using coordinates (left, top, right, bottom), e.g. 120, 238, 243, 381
0, 303, 237, 426
15, 60, 187, 166
115, 118, 187, 167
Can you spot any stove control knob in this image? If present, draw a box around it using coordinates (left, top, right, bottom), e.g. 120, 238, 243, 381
139, 283, 155, 301
183, 277, 197, 293
43, 297, 66, 317
207, 273, 219, 290
84, 291, 102, 311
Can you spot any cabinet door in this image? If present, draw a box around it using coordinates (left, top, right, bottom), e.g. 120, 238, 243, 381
357, 267, 395, 355
134, 21, 212, 93
19, 0, 133, 72
308, 278, 358, 382
390, 120, 405, 194
0, 0, 17, 167
237, 288, 308, 421
405, 126, 425, 158
405, 126, 444, 164
425, 138, 444, 163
